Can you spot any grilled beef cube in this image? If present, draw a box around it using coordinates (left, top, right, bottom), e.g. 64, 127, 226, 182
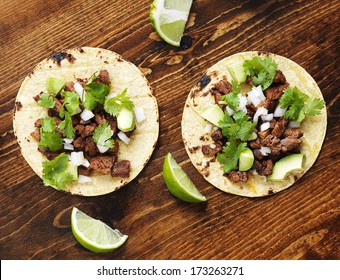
30, 128, 40, 141
265, 83, 289, 100
271, 118, 287, 137
34, 118, 42, 128
249, 138, 262, 149
79, 165, 92, 176
273, 70, 286, 84
281, 136, 302, 152
38, 147, 59, 160
95, 113, 106, 125
90, 156, 115, 175
73, 136, 85, 150
85, 137, 99, 157
111, 160, 130, 178
213, 79, 232, 94
94, 70, 110, 85
254, 159, 273, 176
246, 104, 257, 118
64, 81, 75, 92
253, 149, 264, 160
261, 135, 282, 155
202, 142, 223, 157
106, 115, 117, 137
211, 130, 223, 141
228, 171, 248, 182
282, 128, 303, 138
258, 99, 277, 112
107, 141, 119, 155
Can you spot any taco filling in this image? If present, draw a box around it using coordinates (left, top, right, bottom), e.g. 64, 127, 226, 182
30, 70, 142, 188
182, 52, 327, 197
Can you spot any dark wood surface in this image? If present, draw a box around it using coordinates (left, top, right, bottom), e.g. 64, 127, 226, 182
0, 0, 339, 260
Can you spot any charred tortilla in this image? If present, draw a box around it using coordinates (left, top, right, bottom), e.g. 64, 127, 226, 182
13, 47, 159, 196
182, 51, 326, 197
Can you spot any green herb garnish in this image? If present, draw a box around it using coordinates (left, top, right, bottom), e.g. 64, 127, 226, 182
37, 93, 55, 108
243, 56, 278, 90
58, 111, 75, 139
39, 117, 63, 151
42, 153, 75, 189
83, 82, 110, 110
217, 140, 247, 173
279, 87, 325, 122
104, 88, 134, 117
92, 121, 114, 148
221, 80, 241, 111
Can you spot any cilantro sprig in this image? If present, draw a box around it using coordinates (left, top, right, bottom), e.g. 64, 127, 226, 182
221, 81, 241, 111
92, 121, 114, 148
58, 111, 75, 139
37, 93, 55, 108
217, 140, 247, 173
243, 56, 278, 90
42, 153, 75, 189
39, 117, 63, 152
104, 89, 134, 117
83, 82, 110, 110
279, 87, 325, 122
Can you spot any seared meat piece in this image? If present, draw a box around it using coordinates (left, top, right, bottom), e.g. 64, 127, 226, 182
269, 119, 277, 129
228, 171, 248, 182
213, 79, 232, 94
261, 135, 282, 155
281, 136, 302, 152
214, 92, 224, 109
90, 156, 115, 174
83, 124, 97, 138
211, 130, 223, 141
258, 99, 277, 112
38, 147, 59, 160
95, 113, 106, 125
74, 125, 85, 137
273, 70, 286, 84
73, 136, 85, 150
253, 149, 264, 160
111, 160, 130, 178
64, 81, 75, 92
258, 129, 270, 139
265, 83, 289, 100
30, 128, 40, 141
53, 98, 63, 113
34, 118, 42, 128
202, 142, 223, 157
79, 166, 92, 176
85, 137, 99, 157
249, 138, 262, 149
33, 94, 40, 102
106, 115, 117, 136
246, 104, 257, 118
282, 128, 303, 138
107, 141, 119, 155
94, 70, 110, 85
271, 118, 287, 137
254, 159, 273, 176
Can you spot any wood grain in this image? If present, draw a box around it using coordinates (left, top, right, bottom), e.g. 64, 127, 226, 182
0, 0, 339, 260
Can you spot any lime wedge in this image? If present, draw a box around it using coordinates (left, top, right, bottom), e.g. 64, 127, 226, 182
71, 207, 128, 253
150, 0, 193, 46
163, 153, 207, 202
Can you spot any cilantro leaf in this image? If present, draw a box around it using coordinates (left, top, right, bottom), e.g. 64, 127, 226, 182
37, 93, 55, 108
58, 111, 75, 139
221, 81, 240, 111
92, 121, 114, 148
42, 153, 75, 189
62, 91, 80, 115
217, 140, 247, 173
279, 87, 325, 122
83, 82, 110, 110
104, 88, 134, 117
243, 56, 278, 90
39, 117, 63, 151
219, 110, 256, 141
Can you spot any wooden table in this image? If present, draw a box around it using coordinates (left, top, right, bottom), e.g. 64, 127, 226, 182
0, 0, 339, 260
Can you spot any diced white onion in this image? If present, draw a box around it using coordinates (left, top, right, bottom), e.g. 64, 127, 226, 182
288, 121, 301, 128
64, 143, 74, 151
74, 82, 84, 101
209, 143, 216, 149
63, 138, 74, 144
273, 105, 287, 117
253, 85, 266, 101
118, 131, 130, 144
253, 106, 268, 123
261, 113, 274, 122
82, 158, 90, 168
80, 109, 95, 121
226, 106, 234, 116
204, 123, 212, 133
260, 122, 271, 131
134, 107, 145, 123
70, 151, 84, 166
260, 146, 271, 156
213, 126, 219, 131
97, 144, 109, 154
78, 175, 92, 184
238, 94, 248, 110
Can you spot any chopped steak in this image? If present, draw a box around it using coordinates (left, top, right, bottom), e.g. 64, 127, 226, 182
265, 83, 289, 100
213, 79, 232, 94
90, 156, 115, 174
228, 171, 248, 182
271, 118, 287, 137
85, 137, 99, 157
202, 142, 223, 157
94, 70, 110, 85
111, 160, 130, 178
281, 136, 302, 152
282, 128, 303, 138
64, 81, 75, 92
73, 136, 85, 150
273, 70, 286, 84
211, 130, 223, 141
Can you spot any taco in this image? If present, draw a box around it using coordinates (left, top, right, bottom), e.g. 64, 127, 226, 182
13, 47, 159, 196
182, 51, 326, 197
